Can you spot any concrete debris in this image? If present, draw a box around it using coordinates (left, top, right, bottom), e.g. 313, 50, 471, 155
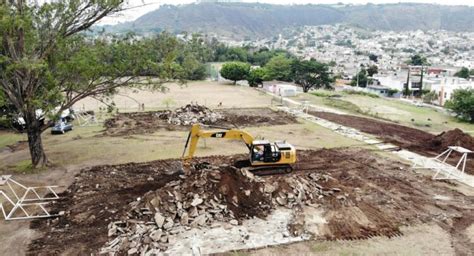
154, 213, 165, 228
191, 196, 203, 207
101, 162, 337, 254
157, 103, 223, 126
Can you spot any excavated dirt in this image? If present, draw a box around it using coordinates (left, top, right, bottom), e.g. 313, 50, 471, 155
28, 149, 474, 255
1, 140, 28, 153
310, 111, 474, 175
103, 107, 298, 136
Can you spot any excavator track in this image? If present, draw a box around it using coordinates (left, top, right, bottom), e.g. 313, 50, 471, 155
249, 164, 293, 176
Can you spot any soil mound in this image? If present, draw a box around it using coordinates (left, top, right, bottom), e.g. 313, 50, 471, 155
429, 128, 474, 151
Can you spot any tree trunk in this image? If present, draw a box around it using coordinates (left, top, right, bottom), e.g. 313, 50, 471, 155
25, 111, 48, 168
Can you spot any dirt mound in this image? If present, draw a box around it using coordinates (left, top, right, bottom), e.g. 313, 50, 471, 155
28, 160, 182, 255
3, 140, 28, 152
429, 128, 474, 151
309, 111, 433, 149
100, 165, 274, 254
103, 107, 298, 136
218, 108, 298, 127
103, 112, 163, 135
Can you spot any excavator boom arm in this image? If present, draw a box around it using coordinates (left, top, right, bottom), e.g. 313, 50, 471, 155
183, 124, 254, 159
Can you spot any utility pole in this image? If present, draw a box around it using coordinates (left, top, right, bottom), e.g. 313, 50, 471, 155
420, 64, 424, 97
356, 68, 359, 87
355, 64, 360, 87
405, 66, 411, 98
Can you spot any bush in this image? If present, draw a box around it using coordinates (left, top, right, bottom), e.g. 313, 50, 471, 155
445, 88, 474, 122
422, 91, 438, 103
220, 62, 251, 84
343, 90, 379, 98
247, 67, 267, 87
311, 90, 334, 98
387, 89, 399, 97
323, 98, 363, 113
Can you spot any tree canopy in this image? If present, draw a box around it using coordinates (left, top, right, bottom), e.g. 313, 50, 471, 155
445, 89, 474, 123
220, 62, 250, 84
367, 65, 379, 77
409, 54, 429, 66
368, 53, 378, 62
247, 67, 268, 87
291, 59, 333, 92
351, 68, 369, 87
264, 55, 294, 82
0, 1, 181, 167
454, 67, 471, 79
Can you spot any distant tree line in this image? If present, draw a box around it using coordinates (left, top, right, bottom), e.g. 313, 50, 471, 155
454, 67, 474, 79
126, 33, 295, 81
220, 54, 334, 92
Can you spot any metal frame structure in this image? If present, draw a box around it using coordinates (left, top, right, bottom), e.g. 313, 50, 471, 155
0, 175, 60, 220
412, 146, 471, 181
75, 112, 99, 126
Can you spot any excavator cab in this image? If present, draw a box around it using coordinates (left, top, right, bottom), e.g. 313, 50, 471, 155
250, 140, 295, 166
251, 140, 280, 163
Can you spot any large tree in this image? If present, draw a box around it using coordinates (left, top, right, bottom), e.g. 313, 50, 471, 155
247, 67, 267, 87
219, 62, 250, 84
291, 59, 333, 92
0, 1, 178, 167
454, 67, 470, 79
264, 54, 293, 82
367, 65, 378, 77
351, 68, 369, 87
409, 54, 429, 66
445, 88, 474, 123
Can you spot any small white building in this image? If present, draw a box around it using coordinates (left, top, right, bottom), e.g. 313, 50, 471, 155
263, 81, 299, 97
424, 77, 474, 106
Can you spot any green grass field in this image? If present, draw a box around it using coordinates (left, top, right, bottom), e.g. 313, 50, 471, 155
0, 131, 25, 149
0, 118, 363, 172
297, 89, 474, 134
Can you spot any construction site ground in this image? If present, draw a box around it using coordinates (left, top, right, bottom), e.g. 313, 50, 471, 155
309, 111, 474, 175
0, 82, 473, 255
26, 149, 474, 255
103, 107, 298, 136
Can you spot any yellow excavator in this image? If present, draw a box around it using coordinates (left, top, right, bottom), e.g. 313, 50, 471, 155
182, 124, 297, 174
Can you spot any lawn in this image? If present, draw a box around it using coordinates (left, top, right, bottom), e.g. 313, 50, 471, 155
0, 81, 365, 171
0, 131, 25, 149
296, 89, 474, 134
0, 119, 363, 172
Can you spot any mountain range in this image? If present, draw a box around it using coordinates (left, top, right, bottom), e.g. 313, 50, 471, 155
105, 2, 474, 38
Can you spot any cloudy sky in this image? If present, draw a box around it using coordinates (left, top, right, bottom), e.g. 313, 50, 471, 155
100, 0, 474, 25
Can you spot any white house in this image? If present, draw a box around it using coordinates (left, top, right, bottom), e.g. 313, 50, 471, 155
263, 81, 299, 97
424, 77, 474, 106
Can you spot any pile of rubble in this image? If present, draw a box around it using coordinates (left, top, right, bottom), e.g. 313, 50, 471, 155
157, 104, 223, 126
101, 164, 344, 255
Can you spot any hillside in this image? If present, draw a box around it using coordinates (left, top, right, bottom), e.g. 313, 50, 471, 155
107, 3, 474, 38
